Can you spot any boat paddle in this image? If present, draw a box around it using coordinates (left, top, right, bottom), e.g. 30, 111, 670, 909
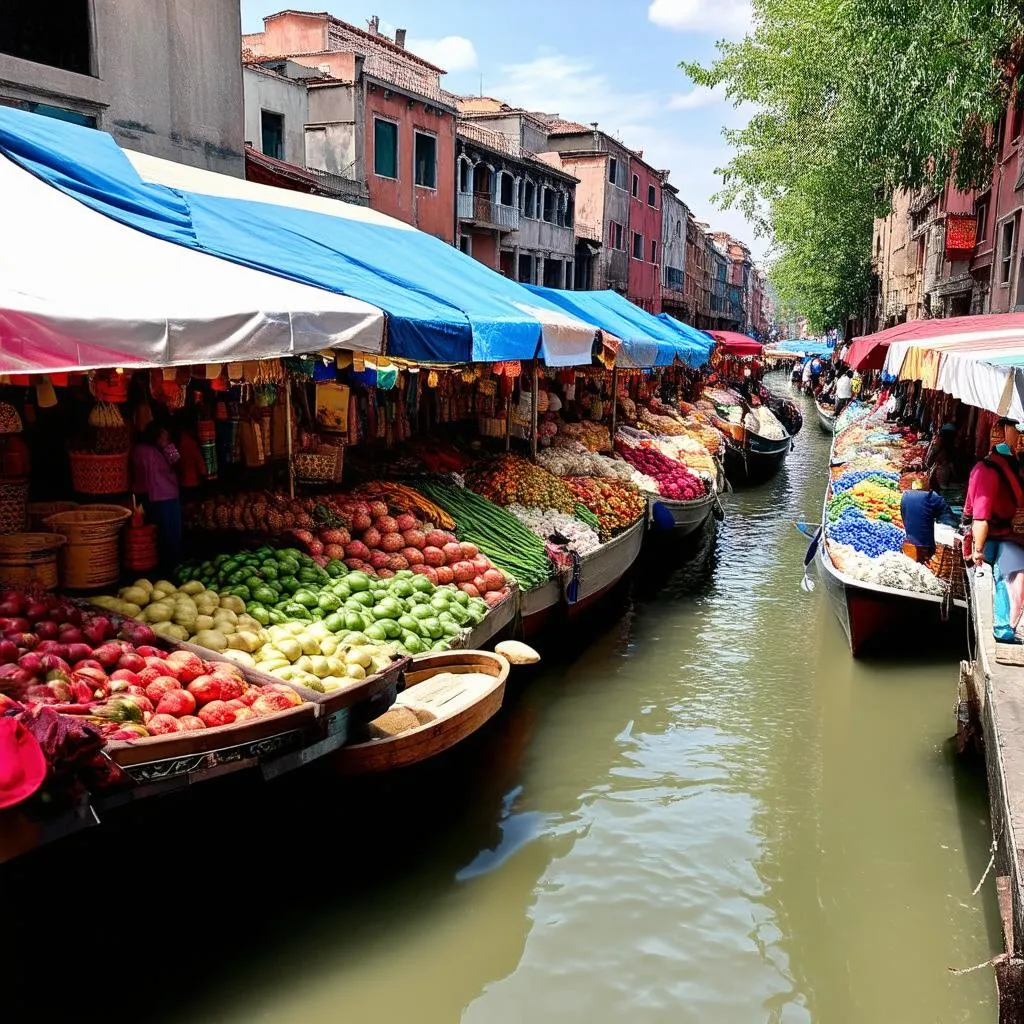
796, 522, 822, 592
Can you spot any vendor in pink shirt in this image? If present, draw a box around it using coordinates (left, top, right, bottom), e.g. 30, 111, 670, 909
131, 422, 182, 575
965, 417, 1024, 643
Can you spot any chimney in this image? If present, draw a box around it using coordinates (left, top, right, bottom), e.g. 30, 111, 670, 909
368, 15, 379, 35
395, 28, 406, 48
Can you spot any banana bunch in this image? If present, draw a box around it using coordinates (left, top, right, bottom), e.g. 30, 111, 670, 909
88, 402, 125, 428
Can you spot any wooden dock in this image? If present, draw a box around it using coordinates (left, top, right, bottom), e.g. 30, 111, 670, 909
959, 570, 1024, 1021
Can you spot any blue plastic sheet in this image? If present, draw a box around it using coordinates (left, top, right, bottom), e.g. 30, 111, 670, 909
525, 287, 692, 367
655, 314, 715, 368
0, 108, 595, 365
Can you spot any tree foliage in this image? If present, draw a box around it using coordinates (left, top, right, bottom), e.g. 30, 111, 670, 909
683, 0, 1023, 331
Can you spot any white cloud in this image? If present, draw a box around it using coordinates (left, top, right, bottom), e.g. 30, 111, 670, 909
407, 35, 478, 72
668, 83, 727, 110
490, 50, 766, 260
648, 0, 752, 35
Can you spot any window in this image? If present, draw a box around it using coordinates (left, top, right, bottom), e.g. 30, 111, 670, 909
615, 222, 623, 250
632, 231, 644, 259
631, 173, 639, 198
459, 159, 471, 193
608, 158, 618, 185
499, 172, 515, 207
565, 196, 574, 228
1014, 90, 1024, 142
523, 180, 536, 217
542, 188, 555, 223
0, 0, 92, 75
261, 111, 284, 161
651, 240, 658, 264
995, 113, 1007, 154
373, 119, 398, 179
648, 184, 657, 208
414, 131, 436, 188
1000, 218, 1017, 285
976, 201, 989, 243
459, 235, 471, 255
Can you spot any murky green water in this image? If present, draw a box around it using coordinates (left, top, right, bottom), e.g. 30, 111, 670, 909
2, 383, 1002, 1022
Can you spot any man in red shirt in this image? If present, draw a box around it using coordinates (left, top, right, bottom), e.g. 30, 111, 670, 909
965, 418, 1024, 642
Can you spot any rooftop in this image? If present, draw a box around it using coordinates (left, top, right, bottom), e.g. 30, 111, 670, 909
258, 9, 446, 73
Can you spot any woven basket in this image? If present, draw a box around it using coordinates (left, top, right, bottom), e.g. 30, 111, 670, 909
0, 480, 28, 534
26, 501, 78, 532
0, 532, 66, 590
293, 444, 344, 483
44, 506, 131, 589
69, 451, 130, 495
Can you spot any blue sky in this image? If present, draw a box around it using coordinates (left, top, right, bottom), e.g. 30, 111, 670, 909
240, 0, 763, 261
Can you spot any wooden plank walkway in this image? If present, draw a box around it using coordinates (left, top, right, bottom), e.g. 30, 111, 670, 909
962, 569, 1024, 1020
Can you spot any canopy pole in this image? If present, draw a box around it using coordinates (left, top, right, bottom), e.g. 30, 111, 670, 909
505, 391, 513, 452
531, 360, 539, 458
610, 364, 618, 448
286, 378, 295, 499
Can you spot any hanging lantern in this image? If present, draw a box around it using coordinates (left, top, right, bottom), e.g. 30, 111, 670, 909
504, 360, 522, 379
460, 368, 476, 383
492, 362, 505, 376
427, 370, 440, 388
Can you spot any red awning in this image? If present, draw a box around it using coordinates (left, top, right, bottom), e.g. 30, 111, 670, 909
849, 313, 1024, 371
243, 146, 317, 194
710, 330, 763, 357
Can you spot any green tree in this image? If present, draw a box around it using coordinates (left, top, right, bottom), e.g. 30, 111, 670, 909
684, 0, 1023, 331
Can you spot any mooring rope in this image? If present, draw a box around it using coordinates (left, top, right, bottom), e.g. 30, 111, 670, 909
948, 953, 1008, 976
972, 828, 1001, 898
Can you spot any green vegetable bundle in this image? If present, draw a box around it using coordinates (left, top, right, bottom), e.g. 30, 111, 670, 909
417, 482, 553, 590
573, 503, 602, 533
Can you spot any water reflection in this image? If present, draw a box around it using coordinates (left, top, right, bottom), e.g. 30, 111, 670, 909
0, 377, 1002, 1024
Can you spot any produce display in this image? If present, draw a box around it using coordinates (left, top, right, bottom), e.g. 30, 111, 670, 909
614, 437, 708, 501
827, 543, 944, 595
348, 481, 456, 530
187, 492, 327, 534
536, 441, 634, 482
506, 505, 602, 556
556, 420, 612, 452
467, 454, 576, 514
746, 406, 787, 440
92, 580, 267, 653
0, 588, 306, 739
417, 481, 554, 590
564, 477, 647, 540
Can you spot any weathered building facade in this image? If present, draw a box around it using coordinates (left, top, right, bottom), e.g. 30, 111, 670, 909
660, 182, 688, 320
453, 103, 578, 285
244, 10, 456, 241
0, 0, 245, 175
626, 153, 664, 313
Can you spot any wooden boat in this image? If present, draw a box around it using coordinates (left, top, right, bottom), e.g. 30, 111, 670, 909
723, 429, 792, 486
565, 517, 645, 612
647, 491, 720, 538
816, 400, 836, 434
816, 531, 966, 657
333, 650, 509, 773
521, 577, 561, 636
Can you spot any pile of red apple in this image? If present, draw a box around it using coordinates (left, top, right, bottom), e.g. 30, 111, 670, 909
0, 589, 304, 741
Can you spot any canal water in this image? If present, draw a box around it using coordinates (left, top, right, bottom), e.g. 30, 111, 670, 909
1, 386, 1003, 1022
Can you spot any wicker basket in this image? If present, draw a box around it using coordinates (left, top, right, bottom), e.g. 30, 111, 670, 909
0, 480, 28, 534
0, 532, 66, 590
69, 451, 130, 495
44, 505, 131, 589
123, 522, 158, 572
27, 501, 78, 532
293, 444, 344, 483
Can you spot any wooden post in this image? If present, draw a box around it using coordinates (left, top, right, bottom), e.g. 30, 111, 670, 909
505, 392, 513, 452
286, 379, 295, 498
530, 360, 539, 458
609, 364, 618, 447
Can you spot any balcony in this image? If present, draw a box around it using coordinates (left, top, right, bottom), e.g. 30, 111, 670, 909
308, 167, 369, 206
458, 192, 520, 232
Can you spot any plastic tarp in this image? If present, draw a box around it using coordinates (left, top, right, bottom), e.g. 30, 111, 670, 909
880, 313, 1024, 419
0, 107, 597, 367
526, 288, 682, 368
0, 154, 383, 374
768, 339, 833, 357
655, 314, 715, 368
709, 330, 763, 357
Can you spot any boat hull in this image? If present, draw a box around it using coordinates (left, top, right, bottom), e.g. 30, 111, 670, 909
816, 402, 836, 434
565, 517, 645, 613
647, 492, 718, 537
817, 538, 964, 656
723, 433, 792, 486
